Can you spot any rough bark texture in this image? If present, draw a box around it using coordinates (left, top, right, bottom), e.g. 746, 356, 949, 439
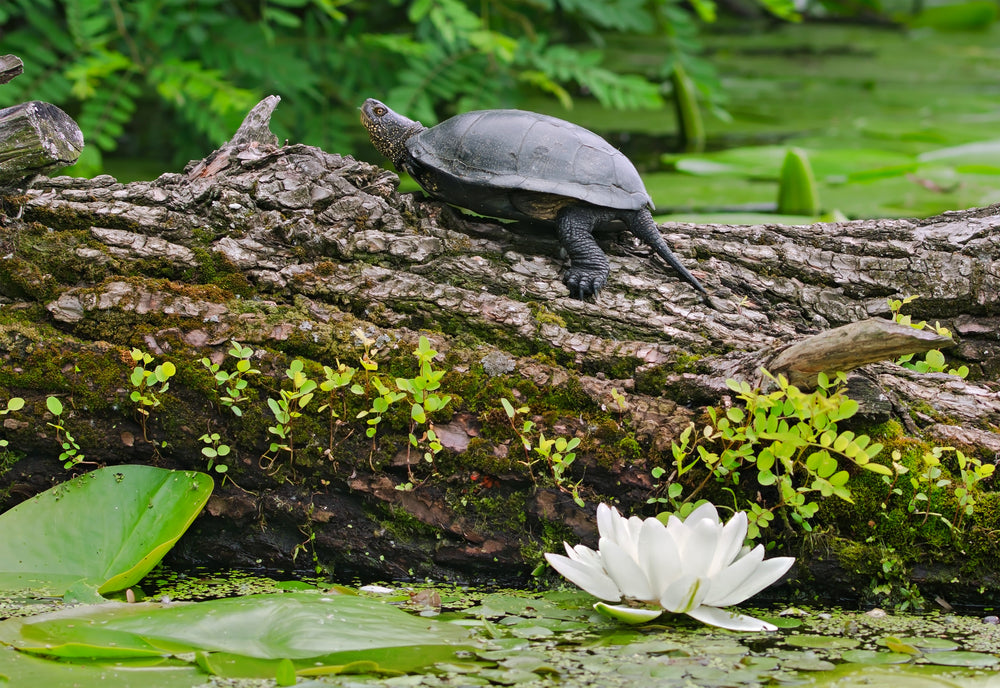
0, 55, 24, 86
0, 101, 84, 183
0, 100, 998, 604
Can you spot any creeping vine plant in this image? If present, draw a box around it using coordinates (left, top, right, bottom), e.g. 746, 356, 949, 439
501, 397, 584, 506
201, 340, 260, 416
45, 396, 87, 470
888, 296, 968, 378
128, 349, 176, 442
651, 371, 887, 537
0, 397, 24, 450
262, 360, 317, 470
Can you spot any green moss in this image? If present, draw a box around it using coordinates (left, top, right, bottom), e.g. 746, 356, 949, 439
23, 205, 99, 232
469, 490, 529, 531
634, 365, 669, 396
617, 436, 642, 461
0, 255, 60, 302
521, 515, 577, 566
528, 302, 567, 329
450, 437, 521, 476
370, 501, 440, 540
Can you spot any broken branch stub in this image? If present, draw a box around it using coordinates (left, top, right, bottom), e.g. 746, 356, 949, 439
186, 95, 281, 179
765, 317, 954, 389
0, 55, 24, 85
0, 100, 84, 184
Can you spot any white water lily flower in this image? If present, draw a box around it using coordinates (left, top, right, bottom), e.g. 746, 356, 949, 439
545, 502, 794, 631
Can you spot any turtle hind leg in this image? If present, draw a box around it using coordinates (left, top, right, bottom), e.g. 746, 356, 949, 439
555, 205, 611, 298
627, 207, 707, 296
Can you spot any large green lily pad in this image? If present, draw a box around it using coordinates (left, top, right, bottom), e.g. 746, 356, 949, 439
0, 466, 213, 596
0, 592, 474, 679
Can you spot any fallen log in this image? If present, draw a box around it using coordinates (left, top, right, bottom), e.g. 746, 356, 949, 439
1, 97, 998, 602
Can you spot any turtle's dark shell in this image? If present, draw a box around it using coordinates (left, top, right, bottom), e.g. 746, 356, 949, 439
404, 109, 652, 221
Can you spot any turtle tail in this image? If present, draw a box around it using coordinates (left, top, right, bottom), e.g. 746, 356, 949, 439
629, 208, 708, 296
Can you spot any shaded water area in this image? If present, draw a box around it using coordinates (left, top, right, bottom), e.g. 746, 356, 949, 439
44, 566, 1000, 686
522, 21, 1000, 224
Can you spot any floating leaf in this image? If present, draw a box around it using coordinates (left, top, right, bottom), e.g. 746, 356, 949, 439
841, 649, 913, 665
923, 651, 999, 668
0, 466, 212, 597
785, 634, 860, 650
0, 593, 473, 680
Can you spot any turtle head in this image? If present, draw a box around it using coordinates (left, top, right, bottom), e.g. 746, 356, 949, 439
361, 99, 425, 170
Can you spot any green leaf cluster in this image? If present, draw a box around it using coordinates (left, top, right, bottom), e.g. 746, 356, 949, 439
894, 446, 996, 531
45, 395, 87, 469
652, 371, 886, 537
888, 296, 968, 378
0, 0, 797, 175
201, 340, 260, 417
0, 396, 25, 451
501, 397, 584, 506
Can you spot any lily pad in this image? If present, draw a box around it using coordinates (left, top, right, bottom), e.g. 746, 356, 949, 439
921, 651, 999, 668
0, 647, 206, 688
841, 649, 913, 665
893, 636, 961, 652
785, 634, 861, 649
0, 592, 474, 680
0, 466, 213, 597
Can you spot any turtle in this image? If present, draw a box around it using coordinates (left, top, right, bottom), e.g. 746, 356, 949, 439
360, 98, 706, 299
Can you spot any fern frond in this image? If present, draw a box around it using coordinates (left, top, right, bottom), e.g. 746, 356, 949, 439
65, 49, 134, 99
521, 42, 663, 110
76, 75, 139, 152
148, 60, 260, 144
557, 0, 656, 32
64, 0, 115, 49
388, 44, 497, 123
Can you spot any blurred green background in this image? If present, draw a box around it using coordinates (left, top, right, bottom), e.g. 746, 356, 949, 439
2, 0, 999, 223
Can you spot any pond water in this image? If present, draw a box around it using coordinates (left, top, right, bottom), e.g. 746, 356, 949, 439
529, 21, 1000, 224
9, 565, 983, 688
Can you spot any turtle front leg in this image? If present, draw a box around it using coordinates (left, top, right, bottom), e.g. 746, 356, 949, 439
555, 205, 611, 298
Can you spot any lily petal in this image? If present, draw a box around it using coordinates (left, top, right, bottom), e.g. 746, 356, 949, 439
679, 516, 720, 578
598, 505, 642, 560
709, 511, 749, 575
600, 537, 655, 601
545, 552, 622, 602
685, 605, 778, 632
683, 501, 721, 526
596, 503, 618, 541
565, 542, 603, 568
702, 543, 766, 606
637, 517, 682, 599
659, 574, 708, 613
709, 550, 794, 607
594, 602, 664, 625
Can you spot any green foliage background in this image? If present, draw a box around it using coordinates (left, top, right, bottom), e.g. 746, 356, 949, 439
0, 0, 796, 177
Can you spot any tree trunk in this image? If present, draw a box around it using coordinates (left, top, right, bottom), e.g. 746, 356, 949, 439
0, 98, 997, 603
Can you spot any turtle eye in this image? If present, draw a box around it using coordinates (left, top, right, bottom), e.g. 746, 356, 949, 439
374, 106, 386, 117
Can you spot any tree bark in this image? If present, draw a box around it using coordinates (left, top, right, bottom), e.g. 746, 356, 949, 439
0, 55, 24, 85
0, 98, 998, 602
0, 100, 84, 184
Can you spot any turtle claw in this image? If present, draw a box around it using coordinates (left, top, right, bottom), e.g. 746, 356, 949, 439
563, 269, 607, 299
